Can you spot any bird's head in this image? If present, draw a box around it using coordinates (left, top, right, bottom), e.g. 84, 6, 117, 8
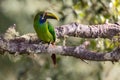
34, 11, 59, 24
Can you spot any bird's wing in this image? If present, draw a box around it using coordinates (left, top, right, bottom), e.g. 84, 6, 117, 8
48, 22, 56, 42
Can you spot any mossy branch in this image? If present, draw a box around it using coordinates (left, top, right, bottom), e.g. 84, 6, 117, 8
0, 23, 120, 62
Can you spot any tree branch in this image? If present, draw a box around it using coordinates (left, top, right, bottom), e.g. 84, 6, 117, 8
0, 23, 120, 62
5, 22, 120, 40
56, 22, 120, 39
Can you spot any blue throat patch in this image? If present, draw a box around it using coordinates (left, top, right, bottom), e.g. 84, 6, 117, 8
39, 16, 46, 24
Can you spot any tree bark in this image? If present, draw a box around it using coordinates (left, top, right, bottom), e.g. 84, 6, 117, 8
0, 23, 120, 62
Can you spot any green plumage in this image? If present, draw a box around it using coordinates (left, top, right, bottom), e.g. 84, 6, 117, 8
33, 12, 58, 66
33, 12, 56, 44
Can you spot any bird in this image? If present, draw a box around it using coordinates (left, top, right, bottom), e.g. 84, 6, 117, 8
33, 11, 59, 66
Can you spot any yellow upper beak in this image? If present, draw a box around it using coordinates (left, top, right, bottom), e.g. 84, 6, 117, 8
46, 12, 59, 21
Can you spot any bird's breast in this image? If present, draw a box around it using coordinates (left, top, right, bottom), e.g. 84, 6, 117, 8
34, 22, 53, 43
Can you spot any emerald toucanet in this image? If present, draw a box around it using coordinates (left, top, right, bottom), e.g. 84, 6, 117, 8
33, 11, 59, 66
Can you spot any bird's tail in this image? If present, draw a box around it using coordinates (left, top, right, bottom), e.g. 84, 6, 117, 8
51, 54, 57, 67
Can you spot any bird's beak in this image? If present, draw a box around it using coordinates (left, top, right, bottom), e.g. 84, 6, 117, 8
46, 12, 59, 21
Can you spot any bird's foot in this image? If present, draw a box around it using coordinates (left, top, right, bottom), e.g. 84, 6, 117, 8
49, 42, 56, 48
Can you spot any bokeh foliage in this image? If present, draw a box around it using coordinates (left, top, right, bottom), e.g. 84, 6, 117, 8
0, 0, 120, 80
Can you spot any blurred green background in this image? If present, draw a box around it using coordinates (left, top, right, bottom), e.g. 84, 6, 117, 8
0, 0, 120, 80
